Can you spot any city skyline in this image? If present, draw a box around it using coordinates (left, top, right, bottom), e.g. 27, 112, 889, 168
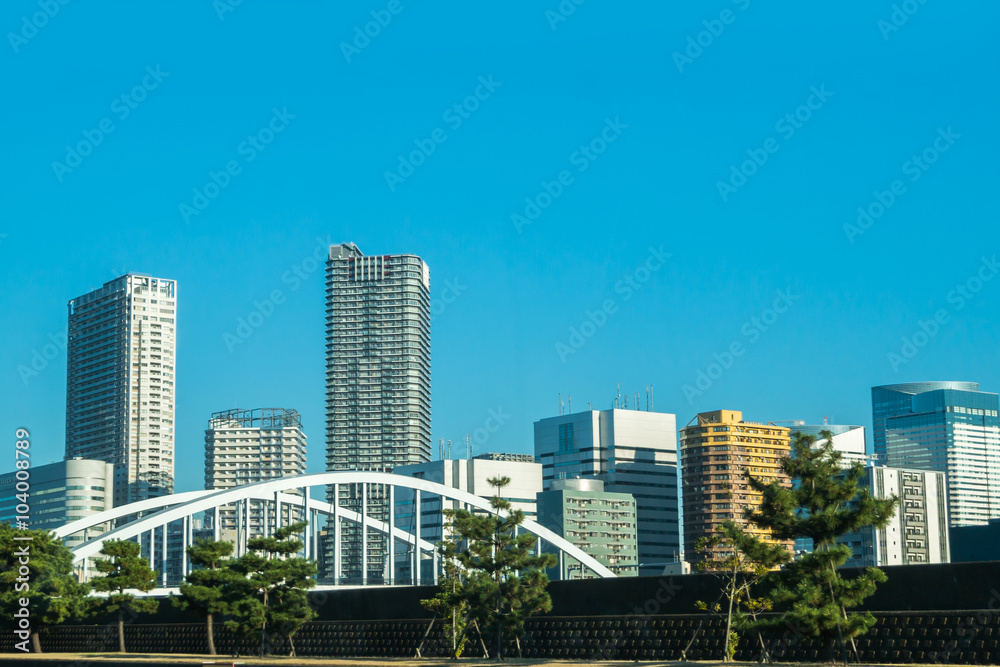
2, 2, 997, 498
6, 259, 999, 497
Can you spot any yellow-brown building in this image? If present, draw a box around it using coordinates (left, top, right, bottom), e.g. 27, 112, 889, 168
680, 410, 792, 560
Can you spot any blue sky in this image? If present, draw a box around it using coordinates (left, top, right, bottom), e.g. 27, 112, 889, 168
1, 1, 997, 493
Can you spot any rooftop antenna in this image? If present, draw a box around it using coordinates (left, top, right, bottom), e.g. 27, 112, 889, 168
635, 392, 639, 410
588, 402, 592, 411
558, 393, 563, 416
447, 439, 452, 459
617, 383, 621, 409
568, 394, 572, 414
824, 416, 828, 425
466, 434, 471, 459
439, 438, 444, 460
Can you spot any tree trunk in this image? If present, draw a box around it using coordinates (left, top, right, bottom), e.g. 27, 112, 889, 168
118, 609, 126, 653
207, 613, 216, 655
288, 632, 296, 657
724, 585, 735, 662
260, 590, 268, 658
30, 631, 42, 654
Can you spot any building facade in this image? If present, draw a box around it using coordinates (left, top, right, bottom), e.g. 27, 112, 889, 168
394, 454, 543, 582
534, 408, 679, 576
790, 422, 868, 554
537, 478, 638, 579
872, 382, 1000, 527
839, 467, 950, 567
65, 273, 177, 507
792, 422, 868, 467
324, 243, 431, 583
204, 408, 307, 544
680, 410, 792, 561
0, 458, 113, 540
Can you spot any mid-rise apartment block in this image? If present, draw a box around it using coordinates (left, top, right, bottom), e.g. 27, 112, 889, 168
65, 273, 176, 507
204, 408, 307, 545
680, 410, 792, 560
839, 467, 950, 567
534, 408, 679, 576
325, 243, 431, 583
537, 478, 638, 579
872, 382, 1000, 527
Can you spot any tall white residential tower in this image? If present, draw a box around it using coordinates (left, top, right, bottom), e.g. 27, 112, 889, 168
65, 273, 177, 507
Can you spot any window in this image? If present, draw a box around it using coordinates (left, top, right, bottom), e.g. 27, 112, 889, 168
559, 423, 574, 452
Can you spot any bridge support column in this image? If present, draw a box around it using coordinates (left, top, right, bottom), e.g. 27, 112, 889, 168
333, 483, 341, 585
160, 525, 167, 587
388, 485, 395, 585
275, 491, 282, 532
414, 490, 421, 586
181, 516, 189, 577
361, 483, 368, 586
244, 499, 251, 551
301, 486, 309, 558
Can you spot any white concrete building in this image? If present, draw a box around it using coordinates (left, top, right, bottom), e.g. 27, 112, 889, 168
0, 457, 114, 580
0, 457, 113, 541
534, 408, 680, 575
65, 273, 176, 507
393, 454, 543, 582
839, 466, 950, 567
792, 423, 868, 467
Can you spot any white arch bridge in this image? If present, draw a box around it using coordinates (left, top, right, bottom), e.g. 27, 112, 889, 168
55, 472, 615, 589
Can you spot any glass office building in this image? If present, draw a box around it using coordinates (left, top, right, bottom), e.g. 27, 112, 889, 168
872, 382, 1000, 527
534, 408, 679, 575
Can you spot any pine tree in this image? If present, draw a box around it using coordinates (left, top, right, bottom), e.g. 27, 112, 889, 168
171, 537, 236, 655
744, 430, 898, 663
0, 524, 90, 653
445, 476, 557, 661
694, 520, 791, 662
89, 539, 159, 653
420, 532, 470, 658
224, 521, 317, 657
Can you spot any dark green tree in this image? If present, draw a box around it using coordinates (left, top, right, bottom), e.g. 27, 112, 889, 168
224, 521, 316, 657
0, 524, 90, 653
693, 520, 791, 662
744, 430, 898, 663
420, 524, 470, 658
171, 537, 236, 655
89, 538, 159, 653
445, 476, 557, 661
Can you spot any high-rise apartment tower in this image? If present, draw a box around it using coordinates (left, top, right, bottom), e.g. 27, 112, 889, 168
324, 243, 431, 583
65, 273, 176, 507
680, 410, 792, 561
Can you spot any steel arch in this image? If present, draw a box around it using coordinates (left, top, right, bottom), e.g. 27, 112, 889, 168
57, 471, 616, 578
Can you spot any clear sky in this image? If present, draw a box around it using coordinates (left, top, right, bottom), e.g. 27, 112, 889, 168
1, 1, 997, 493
